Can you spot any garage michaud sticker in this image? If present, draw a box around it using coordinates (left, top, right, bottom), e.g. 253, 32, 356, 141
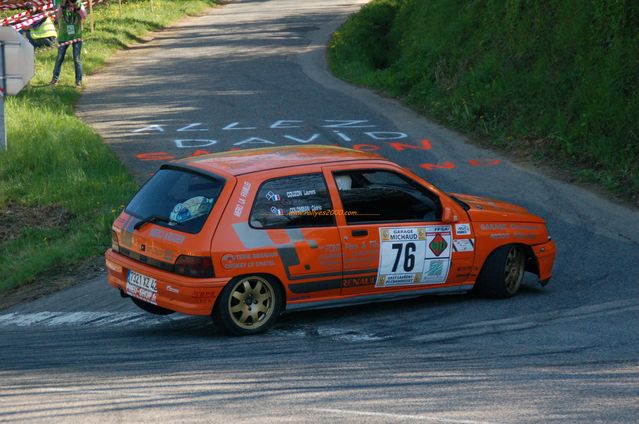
376, 226, 452, 288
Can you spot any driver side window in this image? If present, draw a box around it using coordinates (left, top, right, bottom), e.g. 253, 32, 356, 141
333, 170, 441, 224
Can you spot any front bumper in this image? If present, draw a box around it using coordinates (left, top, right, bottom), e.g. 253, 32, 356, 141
531, 239, 557, 282
105, 249, 230, 316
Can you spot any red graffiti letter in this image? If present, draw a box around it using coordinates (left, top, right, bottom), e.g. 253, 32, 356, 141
136, 152, 175, 161
420, 162, 456, 171
469, 159, 501, 167
389, 139, 432, 151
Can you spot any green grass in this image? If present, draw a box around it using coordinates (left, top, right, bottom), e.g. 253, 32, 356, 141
329, 0, 639, 202
0, 0, 217, 292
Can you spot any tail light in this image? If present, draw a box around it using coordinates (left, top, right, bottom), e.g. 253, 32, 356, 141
174, 255, 214, 278
111, 230, 120, 252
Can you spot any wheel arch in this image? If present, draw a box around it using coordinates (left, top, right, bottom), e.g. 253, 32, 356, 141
478, 242, 535, 277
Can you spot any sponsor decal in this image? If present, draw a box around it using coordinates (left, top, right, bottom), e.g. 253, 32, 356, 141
240, 182, 251, 197
510, 223, 541, 230
192, 290, 215, 302
452, 238, 475, 252
233, 181, 252, 218
480, 223, 507, 231
429, 233, 448, 257
149, 228, 185, 244
342, 276, 376, 288
381, 228, 426, 242
426, 260, 445, 277
455, 223, 471, 236
222, 252, 277, 269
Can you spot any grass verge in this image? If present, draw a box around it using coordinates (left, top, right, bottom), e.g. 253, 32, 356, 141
0, 0, 217, 294
328, 0, 639, 204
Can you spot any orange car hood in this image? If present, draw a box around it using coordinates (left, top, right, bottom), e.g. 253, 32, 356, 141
451, 193, 544, 223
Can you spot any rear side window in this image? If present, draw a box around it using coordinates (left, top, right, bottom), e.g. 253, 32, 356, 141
126, 167, 224, 234
250, 174, 334, 229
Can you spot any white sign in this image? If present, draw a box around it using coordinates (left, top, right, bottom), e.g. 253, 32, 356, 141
0, 27, 35, 96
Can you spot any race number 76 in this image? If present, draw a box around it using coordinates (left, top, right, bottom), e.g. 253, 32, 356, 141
391, 242, 416, 272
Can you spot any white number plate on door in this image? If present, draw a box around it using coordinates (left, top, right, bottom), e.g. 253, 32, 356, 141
376, 226, 452, 287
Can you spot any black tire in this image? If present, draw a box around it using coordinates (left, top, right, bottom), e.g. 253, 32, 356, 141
213, 275, 282, 336
475, 244, 526, 298
131, 297, 175, 315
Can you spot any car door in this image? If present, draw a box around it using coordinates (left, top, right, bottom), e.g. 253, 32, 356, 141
248, 172, 343, 300
323, 164, 473, 298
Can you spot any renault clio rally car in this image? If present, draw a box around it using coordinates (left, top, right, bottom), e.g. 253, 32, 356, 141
106, 146, 556, 335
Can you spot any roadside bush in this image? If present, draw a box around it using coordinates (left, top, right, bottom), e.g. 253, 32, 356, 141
330, 0, 639, 201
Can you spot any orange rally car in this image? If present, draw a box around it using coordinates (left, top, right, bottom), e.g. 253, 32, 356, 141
105, 145, 556, 335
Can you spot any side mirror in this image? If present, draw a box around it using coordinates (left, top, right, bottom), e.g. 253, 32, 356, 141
441, 207, 458, 224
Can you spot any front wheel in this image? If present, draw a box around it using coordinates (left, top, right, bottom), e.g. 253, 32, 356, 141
213, 275, 282, 336
475, 245, 526, 298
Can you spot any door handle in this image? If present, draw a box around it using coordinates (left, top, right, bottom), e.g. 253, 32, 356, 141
352, 229, 368, 237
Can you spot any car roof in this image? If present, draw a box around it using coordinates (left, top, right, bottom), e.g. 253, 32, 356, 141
177, 145, 385, 176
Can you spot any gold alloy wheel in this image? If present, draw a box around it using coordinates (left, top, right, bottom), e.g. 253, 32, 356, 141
504, 246, 525, 294
227, 276, 275, 330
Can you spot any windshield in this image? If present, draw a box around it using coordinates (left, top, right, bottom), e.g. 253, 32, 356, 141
125, 167, 225, 234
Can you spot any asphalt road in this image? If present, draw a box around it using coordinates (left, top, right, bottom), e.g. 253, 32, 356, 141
2, 0, 639, 422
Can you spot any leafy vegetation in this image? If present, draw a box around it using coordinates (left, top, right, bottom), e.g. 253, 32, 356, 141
0, 0, 217, 293
329, 0, 639, 202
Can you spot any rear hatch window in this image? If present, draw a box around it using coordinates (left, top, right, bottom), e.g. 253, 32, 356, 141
126, 167, 225, 234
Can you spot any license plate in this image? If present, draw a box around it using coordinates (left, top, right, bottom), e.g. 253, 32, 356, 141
126, 271, 157, 305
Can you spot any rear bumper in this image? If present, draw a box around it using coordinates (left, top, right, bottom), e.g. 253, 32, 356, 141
105, 249, 230, 316
531, 239, 556, 282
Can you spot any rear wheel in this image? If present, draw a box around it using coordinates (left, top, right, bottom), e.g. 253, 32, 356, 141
475, 245, 526, 298
214, 275, 282, 336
